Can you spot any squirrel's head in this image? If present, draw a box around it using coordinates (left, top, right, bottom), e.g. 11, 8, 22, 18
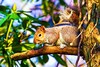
34, 26, 45, 44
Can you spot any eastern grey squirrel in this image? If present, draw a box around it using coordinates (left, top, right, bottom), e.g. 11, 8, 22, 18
34, 8, 79, 48
34, 25, 79, 48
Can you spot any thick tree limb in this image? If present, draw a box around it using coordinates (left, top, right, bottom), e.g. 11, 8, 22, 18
11, 46, 78, 60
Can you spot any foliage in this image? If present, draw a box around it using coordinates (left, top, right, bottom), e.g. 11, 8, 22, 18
0, 0, 67, 67
0, 0, 100, 67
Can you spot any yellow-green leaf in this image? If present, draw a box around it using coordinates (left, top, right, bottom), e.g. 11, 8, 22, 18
12, 3, 17, 12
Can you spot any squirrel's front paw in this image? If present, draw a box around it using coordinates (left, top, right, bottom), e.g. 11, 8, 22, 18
45, 44, 54, 46
60, 44, 66, 48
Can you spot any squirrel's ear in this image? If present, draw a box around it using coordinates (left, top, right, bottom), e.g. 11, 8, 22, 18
40, 26, 45, 32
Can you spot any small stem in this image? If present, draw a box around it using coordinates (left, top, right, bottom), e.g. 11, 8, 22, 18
6, 19, 13, 41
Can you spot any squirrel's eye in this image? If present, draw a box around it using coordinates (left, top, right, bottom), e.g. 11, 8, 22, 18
38, 34, 41, 37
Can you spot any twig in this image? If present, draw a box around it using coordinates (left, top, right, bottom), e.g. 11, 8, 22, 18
75, 30, 83, 67
93, 63, 98, 67
21, 0, 29, 10
86, 54, 95, 65
90, 43, 96, 55
66, 57, 75, 67
90, 19, 98, 34
71, 30, 83, 45
78, 13, 87, 29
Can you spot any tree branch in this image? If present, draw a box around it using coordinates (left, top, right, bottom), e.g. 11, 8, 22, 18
11, 46, 78, 60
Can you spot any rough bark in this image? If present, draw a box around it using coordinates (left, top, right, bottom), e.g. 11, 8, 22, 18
11, 46, 78, 60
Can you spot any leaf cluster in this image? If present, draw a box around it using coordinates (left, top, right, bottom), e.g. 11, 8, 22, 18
0, 0, 67, 66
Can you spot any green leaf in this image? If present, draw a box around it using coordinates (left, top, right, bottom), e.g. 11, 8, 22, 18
42, 0, 48, 15
25, 43, 35, 48
43, 55, 49, 63
0, 5, 10, 15
0, 58, 4, 64
0, 15, 9, 26
22, 13, 49, 26
26, 20, 31, 30
12, 3, 17, 12
73, 0, 78, 5
38, 21, 49, 27
30, 59, 36, 67
21, 43, 35, 51
38, 56, 44, 65
86, 50, 91, 62
53, 54, 67, 66
59, 0, 66, 6
22, 19, 29, 29
0, 51, 3, 56
9, 13, 19, 20
22, 13, 38, 21
0, 26, 7, 35
21, 59, 29, 67
22, 19, 31, 30
27, 28, 35, 34
2, 49, 13, 67
12, 43, 35, 52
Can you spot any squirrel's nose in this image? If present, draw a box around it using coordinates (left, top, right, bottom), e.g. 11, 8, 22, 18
34, 38, 40, 44
33, 38, 36, 44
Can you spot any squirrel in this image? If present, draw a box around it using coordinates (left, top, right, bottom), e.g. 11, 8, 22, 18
34, 25, 79, 48
34, 8, 79, 48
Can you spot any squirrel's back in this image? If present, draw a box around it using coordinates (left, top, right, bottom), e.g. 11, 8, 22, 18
34, 25, 79, 47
